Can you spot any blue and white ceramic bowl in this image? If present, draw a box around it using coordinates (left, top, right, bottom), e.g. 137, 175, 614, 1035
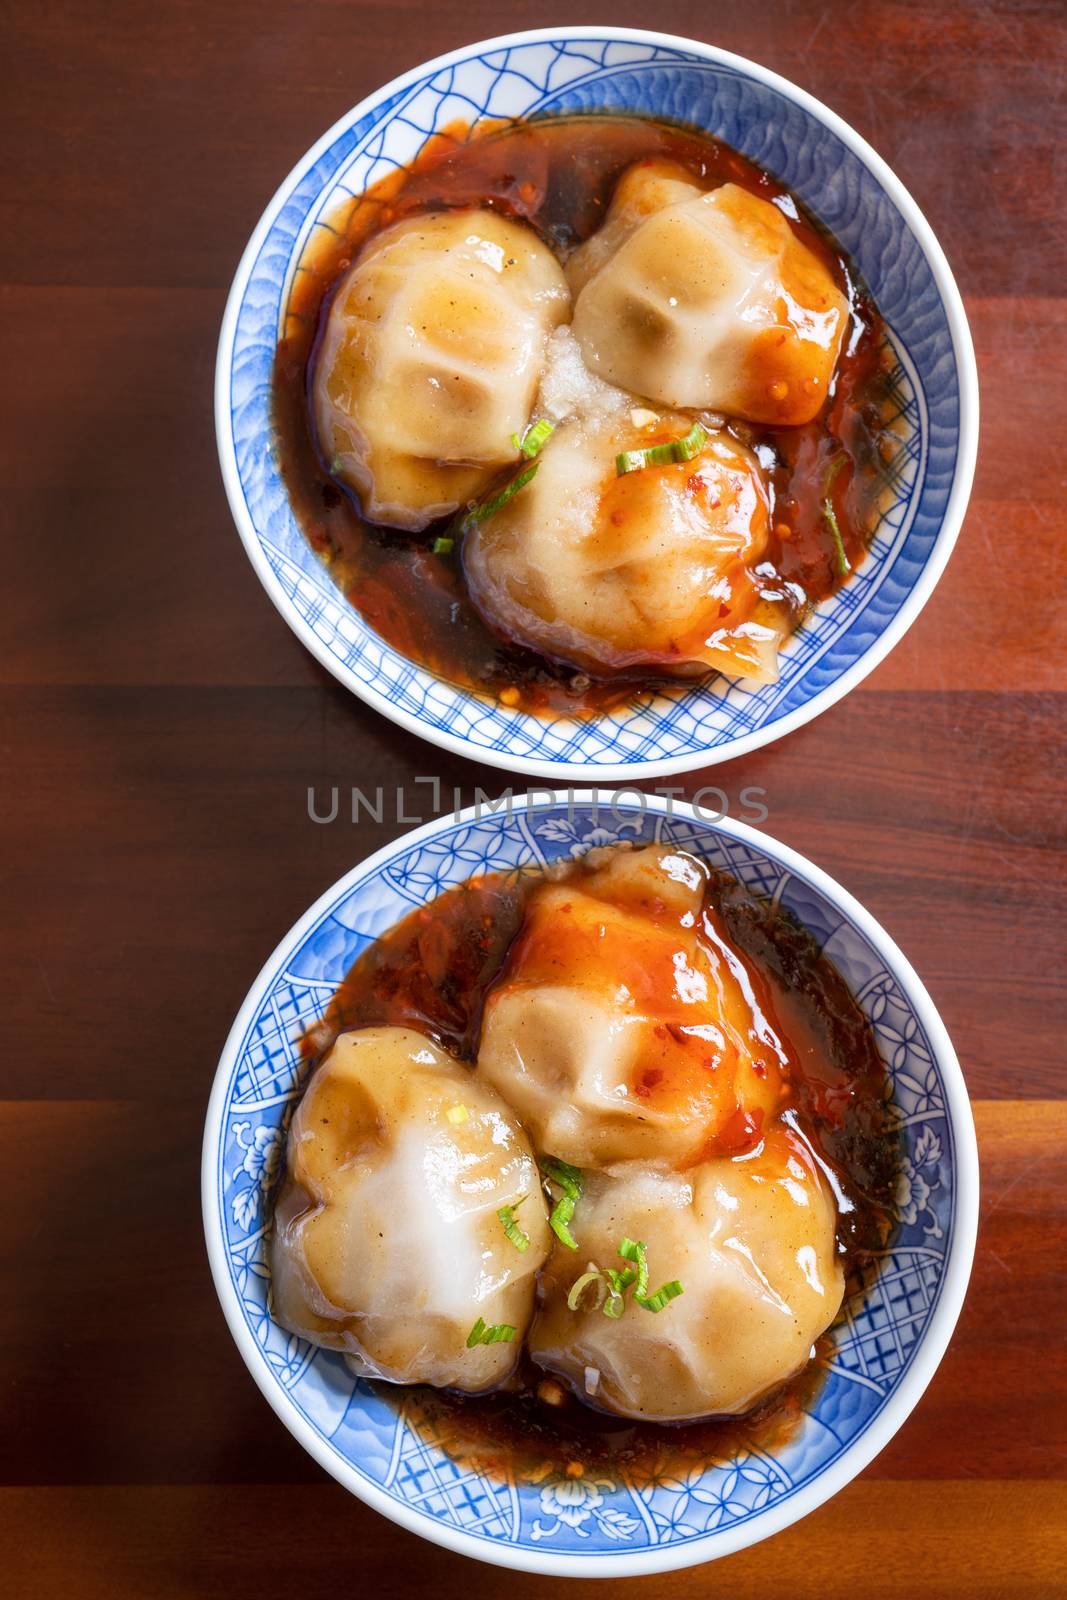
216, 29, 978, 781
216, 30, 976, 779
203, 794, 978, 1575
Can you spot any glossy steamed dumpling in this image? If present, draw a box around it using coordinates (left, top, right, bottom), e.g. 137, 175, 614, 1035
270, 1025, 551, 1391
463, 406, 777, 681
314, 210, 570, 529
571, 178, 848, 425
476, 846, 789, 1167
565, 158, 703, 295
529, 1126, 844, 1420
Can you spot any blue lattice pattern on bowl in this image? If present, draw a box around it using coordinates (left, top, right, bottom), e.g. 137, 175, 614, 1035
207, 798, 972, 1570
219, 31, 974, 778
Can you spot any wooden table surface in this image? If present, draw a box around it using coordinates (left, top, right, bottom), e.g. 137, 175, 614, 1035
3, 0, 1066, 1594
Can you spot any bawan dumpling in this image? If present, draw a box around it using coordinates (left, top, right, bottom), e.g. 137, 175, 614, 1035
476, 846, 789, 1168
313, 210, 570, 529
270, 1026, 551, 1391
571, 176, 848, 425
462, 408, 779, 681
529, 1127, 844, 1420
565, 158, 703, 295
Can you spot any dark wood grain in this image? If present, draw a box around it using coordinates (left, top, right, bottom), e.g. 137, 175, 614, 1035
3, 2, 1066, 297
2, 684, 1062, 1102
5, 1481, 1066, 1600
3, 1, 1066, 1595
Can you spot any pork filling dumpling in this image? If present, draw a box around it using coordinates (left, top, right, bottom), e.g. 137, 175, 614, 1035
565, 158, 703, 295
571, 178, 848, 425
270, 1026, 551, 1391
314, 210, 570, 529
476, 846, 789, 1167
529, 1127, 844, 1420
463, 409, 777, 680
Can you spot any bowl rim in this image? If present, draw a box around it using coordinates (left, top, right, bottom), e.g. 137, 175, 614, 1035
201, 789, 979, 1576
214, 25, 979, 783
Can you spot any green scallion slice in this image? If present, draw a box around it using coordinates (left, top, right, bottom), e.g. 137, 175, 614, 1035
602, 1287, 627, 1319
541, 1157, 582, 1198
542, 1158, 583, 1250
567, 1266, 606, 1311
615, 422, 707, 477
441, 458, 542, 549
466, 1317, 517, 1348
617, 1237, 649, 1301
638, 1279, 685, 1314
549, 1193, 578, 1250
599, 1263, 634, 1318
466, 461, 540, 525
511, 418, 556, 458
604, 1265, 636, 1296
497, 1198, 530, 1254
824, 451, 848, 494
822, 498, 850, 577
617, 1237, 684, 1313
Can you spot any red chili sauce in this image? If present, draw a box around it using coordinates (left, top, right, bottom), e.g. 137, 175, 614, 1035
272, 115, 899, 716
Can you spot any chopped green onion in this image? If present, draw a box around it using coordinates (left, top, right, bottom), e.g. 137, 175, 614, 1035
602, 1265, 635, 1318
824, 451, 848, 493
615, 422, 707, 477
822, 498, 850, 577
674, 422, 708, 460
618, 1237, 684, 1313
466, 1317, 517, 1347
441, 459, 542, 549
329, 453, 343, 475
617, 1237, 649, 1302
639, 1279, 685, 1314
566, 1262, 636, 1317
549, 1193, 578, 1250
445, 1103, 469, 1125
511, 418, 555, 458
542, 1158, 583, 1250
602, 1286, 627, 1319
604, 1265, 636, 1296
567, 1267, 606, 1311
541, 1157, 582, 1199
822, 451, 850, 577
466, 461, 540, 525
498, 1198, 530, 1253
566, 1245, 682, 1319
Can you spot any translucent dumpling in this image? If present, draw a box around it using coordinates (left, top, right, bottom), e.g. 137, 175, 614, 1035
463, 408, 778, 680
270, 1026, 551, 1391
476, 846, 789, 1167
313, 210, 570, 529
565, 158, 703, 295
571, 178, 848, 425
529, 1126, 844, 1420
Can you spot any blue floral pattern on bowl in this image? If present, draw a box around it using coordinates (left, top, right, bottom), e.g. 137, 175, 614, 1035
204, 797, 975, 1570
218, 30, 975, 779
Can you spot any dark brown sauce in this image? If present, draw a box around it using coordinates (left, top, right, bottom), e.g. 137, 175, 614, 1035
388, 1333, 833, 1491
298, 852, 901, 1482
272, 115, 899, 716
